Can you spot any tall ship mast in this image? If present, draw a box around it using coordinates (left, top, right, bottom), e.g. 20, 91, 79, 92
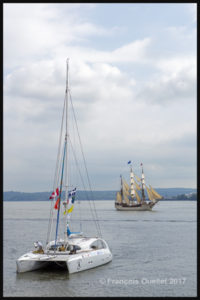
115, 161, 163, 211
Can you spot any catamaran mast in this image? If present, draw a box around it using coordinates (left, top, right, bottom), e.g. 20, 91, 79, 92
64, 58, 70, 245
54, 59, 70, 247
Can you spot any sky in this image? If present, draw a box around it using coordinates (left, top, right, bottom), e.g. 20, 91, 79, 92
3, 3, 197, 192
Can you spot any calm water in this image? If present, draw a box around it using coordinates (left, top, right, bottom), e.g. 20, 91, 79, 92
3, 200, 197, 297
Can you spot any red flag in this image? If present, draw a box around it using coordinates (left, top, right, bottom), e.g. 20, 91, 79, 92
54, 197, 60, 210
49, 192, 55, 199
49, 188, 59, 200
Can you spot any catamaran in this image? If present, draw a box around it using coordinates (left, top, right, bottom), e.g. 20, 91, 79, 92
16, 59, 112, 274
115, 161, 163, 211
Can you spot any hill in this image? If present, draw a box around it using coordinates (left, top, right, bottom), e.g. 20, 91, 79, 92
3, 188, 197, 201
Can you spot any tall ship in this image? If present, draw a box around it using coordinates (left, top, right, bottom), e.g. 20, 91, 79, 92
115, 161, 163, 211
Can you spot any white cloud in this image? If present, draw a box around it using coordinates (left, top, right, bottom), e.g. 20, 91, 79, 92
135, 55, 196, 105
165, 25, 196, 42
3, 3, 197, 191
187, 3, 197, 23
108, 38, 151, 63
3, 3, 126, 70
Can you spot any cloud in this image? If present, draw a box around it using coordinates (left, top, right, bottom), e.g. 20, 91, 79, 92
135, 55, 196, 105
108, 38, 151, 63
187, 3, 197, 23
3, 4, 197, 191
4, 3, 129, 70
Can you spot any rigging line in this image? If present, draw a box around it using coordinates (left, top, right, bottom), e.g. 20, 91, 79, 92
47, 105, 66, 245
54, 96, 66, 189
69, 139, 101, 235
69, 92, 102, 237
69, 113, 82, 232
46, 96, 66, 246
68, 136, 100, 236
68, 92, 101, 235
70, 98, 102, 237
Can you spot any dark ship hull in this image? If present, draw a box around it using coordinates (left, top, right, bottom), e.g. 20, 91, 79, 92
115, 201, 158, 211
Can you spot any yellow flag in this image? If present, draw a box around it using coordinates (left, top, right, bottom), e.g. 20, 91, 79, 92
67, 205, 74, 214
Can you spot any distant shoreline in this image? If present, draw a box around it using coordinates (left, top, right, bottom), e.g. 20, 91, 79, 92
3, 188, 197, 201
3, 199, 197, 202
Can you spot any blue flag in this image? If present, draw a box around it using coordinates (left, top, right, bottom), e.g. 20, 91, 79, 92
128, 161, 131, 164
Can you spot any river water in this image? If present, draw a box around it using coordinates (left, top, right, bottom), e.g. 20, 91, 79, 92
3, 200, 197, 297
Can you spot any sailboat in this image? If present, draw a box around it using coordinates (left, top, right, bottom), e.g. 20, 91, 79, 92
115, 162, 163, 211
16, 59, 112, 274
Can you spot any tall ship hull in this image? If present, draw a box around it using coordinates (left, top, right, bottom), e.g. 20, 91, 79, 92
115, 162, 163, 211
115, 201, 157, 211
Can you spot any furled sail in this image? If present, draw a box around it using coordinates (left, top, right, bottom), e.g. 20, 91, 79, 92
116, 192, 122, 203
135, 174, 141, 183
122, 179, 130, 198
123, 187, 130, 197
135, 190, 141, 204
134, 178, 141, 191
130, 168, 136, 199
123, 179, 130, 193
145, 184, 154, 201
140, 163, 146, 202
149, 185, 163, 199
123, 193, 130, 205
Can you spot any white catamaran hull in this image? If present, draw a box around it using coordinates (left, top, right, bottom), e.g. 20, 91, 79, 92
16, 237, 112, 274
16, 252, 50, 273
67, 248, 112, 274
16, 250, 112, 274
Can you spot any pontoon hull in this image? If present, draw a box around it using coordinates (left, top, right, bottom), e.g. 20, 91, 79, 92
67, 248, 112, 274
16, 245, 112, 274
16, 252, 49, 273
